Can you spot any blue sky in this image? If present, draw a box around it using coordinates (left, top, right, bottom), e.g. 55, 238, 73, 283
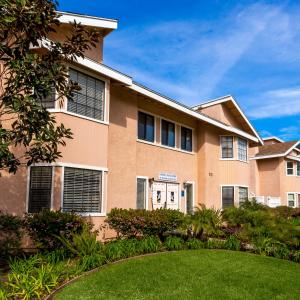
59, 0, 300, 141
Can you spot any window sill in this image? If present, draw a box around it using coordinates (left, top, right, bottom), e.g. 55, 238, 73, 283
219, 158, 249, 164
48, 109, 109, 125
137, 139, 195, 155
77, 212, 106, 217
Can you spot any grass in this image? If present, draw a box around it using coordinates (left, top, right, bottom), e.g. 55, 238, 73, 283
55, 250, 300, 300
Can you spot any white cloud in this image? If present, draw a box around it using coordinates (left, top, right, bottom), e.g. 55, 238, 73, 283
247, 87, 300, 119
105, 2, 287, 105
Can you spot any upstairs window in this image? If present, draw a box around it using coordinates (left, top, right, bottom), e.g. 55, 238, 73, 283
138, 112, 155, 142
239, 187, 248, 205
287, 162, 294, 175
161, 119, 175, 148
28, 166, 52, 213
35, 85, 56, 109
297, 162, 300, 176
181, 127, 193, 152
63, 167, 102, 213
68, 69, 105, 121
238, 138, 247, 161
221, 136, 234, 159
222, 186, 234, 208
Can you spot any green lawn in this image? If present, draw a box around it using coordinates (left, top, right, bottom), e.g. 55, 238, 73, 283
55, 250, 300, 300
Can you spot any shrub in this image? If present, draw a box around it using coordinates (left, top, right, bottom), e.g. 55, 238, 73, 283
224, 235, 241, 251
205, 239, 226, 249
104, 240, 128, 261
164, 236, 184, 251
186, 238, 205, 250
56, 226, 103, 257
78, 253, 106, 272
0, 211, 23, 257
138, 236, 161, 253
106, 208, 185, 239
191, 205, 222, 240
24, 210, 90, 251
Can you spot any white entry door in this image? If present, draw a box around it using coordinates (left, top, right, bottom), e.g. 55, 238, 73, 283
152, 181, 167, 209
152, 181, 179, 210
166, 183, 179, 210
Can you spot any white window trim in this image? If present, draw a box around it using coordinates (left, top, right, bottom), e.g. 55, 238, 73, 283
297, 162, 300, 177
220, 135, 235, 160
136, 176, 149, 210
184, 181, 195, 214
60, 164, 108, 216
26, 165, 55, 213
160, 118, 176, 149
286, 161, 295, 176
220, 184, 249, 208
237, 137, 248, 162
137, 109, 195, 155
287, 192, 297, 208
180, 126, 193, 152
48, 64, 110, 125
137, 110, 156, 143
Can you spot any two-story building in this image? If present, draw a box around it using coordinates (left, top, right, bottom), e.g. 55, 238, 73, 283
0, 12, 299, 236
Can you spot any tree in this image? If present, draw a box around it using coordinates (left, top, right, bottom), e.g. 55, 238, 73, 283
0, 0, 101, 173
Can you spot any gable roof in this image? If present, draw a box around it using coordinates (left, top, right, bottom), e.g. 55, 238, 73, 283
192, 95, 263, 145
262, 136, 284, 143
253, 140, 300, 160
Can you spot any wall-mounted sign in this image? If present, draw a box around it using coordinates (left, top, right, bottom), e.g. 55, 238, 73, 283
158, 172, 177, 182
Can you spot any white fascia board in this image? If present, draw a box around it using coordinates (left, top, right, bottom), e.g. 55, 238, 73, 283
75, 56, 132, 85
130, 84, 259, 143
193, 95, 263, 145
57, 11, 118, 30
263, 136, 284, 143
35, 39, 132, 85
251, 141, 300, 160
287, 155, 300, 162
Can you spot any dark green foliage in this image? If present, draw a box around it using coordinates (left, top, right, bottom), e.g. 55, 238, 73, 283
138, 236, 161, 253
205, 239, 226, 249
224, 235, 240, 251
191, 204, 222, 240
106, 208, 185, 239
0, 0, 101, 173
56, 226, 103, 257
24, 210, 89, 251
186, 238, 205, 250
164, 236, 185, 251
78, 254, 106, 272
0, 211, 23, 257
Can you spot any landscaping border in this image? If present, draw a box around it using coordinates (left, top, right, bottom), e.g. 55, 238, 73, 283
45, 251, 170, 300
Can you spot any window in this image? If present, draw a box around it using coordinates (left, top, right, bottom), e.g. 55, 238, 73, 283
298, 194, 300, 208
239, 187, 248, 205
222, 186, 234, 208
138, 112, 155, 142
35, 85, 56, 109
68, 69, 105, 121
287, 162, 294, 175
63, 167, 102, 213
28, 166, 52, 213
238, 138, 247, 161
181, 127, 193, 152
221, 136, 234, 159
161, 119, 175, 147
288, 193, 295, 207
136, 177, 147, 209
297, 162, 300, 176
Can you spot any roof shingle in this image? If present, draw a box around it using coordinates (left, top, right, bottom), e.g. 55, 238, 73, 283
256, 141, 299, 157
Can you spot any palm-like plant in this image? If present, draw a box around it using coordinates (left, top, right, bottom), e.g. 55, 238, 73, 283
191, 204, 222, 240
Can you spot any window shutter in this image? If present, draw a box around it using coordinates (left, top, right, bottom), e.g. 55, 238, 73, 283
28, 167, 52, 213
63, 168, 102, 213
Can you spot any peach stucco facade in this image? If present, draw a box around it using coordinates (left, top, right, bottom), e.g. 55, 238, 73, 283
0, 12, 299, 236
